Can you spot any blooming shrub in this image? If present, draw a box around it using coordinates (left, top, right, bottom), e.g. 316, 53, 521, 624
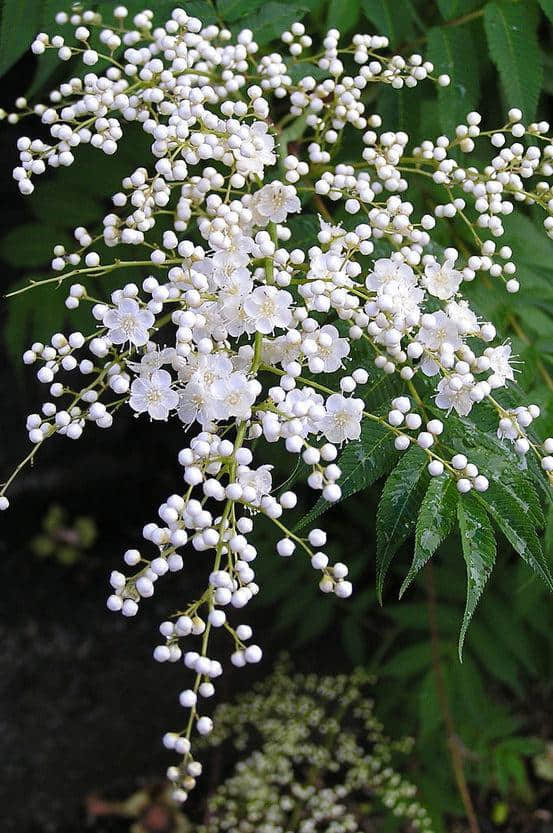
192, 659, 433, 832
2, 2, 553, 805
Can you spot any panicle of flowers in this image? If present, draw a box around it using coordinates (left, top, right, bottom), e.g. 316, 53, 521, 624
187, 658, 433, 832
3, 2, 553, 800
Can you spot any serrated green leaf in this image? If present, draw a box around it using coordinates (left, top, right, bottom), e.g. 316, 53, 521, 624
538, 0, 553, 23
483, 0, 543, 121
296, 418, 396, 529
360, 0, 414, 45
457, 494, 496, 659
0, 223, 70, 268
469, 619, 523, 694
468, 449, 543, 530
4, 276, 92, 364
418, 670, 441, 741
380, 640, 434, 677
236, 2, 308, 45
327, 0, 360, 32
545, 502, 553, 557
376, 446, 429, 600
0, 0, 45, 77
440, 410, 546, 526
400, 476, 458, 598
426, 25, 480, 135
478, 482, 553, 593
436, 0, 480, 20
30, 181, 104, 226
377, 86, 421, 139
285, 214, 319, 249
218, 0, 265, 22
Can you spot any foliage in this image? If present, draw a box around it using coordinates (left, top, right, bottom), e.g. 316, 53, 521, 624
30, 503, 97, 565
3, 3, 553, 636
2, 0, 553, 357
256, 518, 553, 829
193, 659, 434, 832
2, 2, 553, 831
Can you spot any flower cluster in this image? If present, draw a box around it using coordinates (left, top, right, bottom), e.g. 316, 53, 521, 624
189, 659, 433, 832
3, 2, 553, 801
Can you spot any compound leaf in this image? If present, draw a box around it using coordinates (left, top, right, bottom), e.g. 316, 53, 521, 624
483, 0, 542, 121
376, 446, 429, 600
296, 418, 396, 529
400, 475, 458, 597
458, 494, 496, 658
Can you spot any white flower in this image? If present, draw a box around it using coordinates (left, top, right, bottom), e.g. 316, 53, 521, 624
435, 374, 475, 416
282, 388, 325, 436
377, 279, 424, 324
309, 324, 350, 372
423, 259, 463, 300
177, 380, 216, 428
103, 298, 154, 346
212, 233, 254, 271
418, 311, 462, 376
366, 258, 417, 292
237, 464, 273, 505
446, 300, 479, 335
318, 394, 363, 444
232, 122, 276, 178
232, 345, 256, 374
218, 269, 254, 337
129, 369, 179, 420
306, 249, 348, 283
127, 347, 176, 376
262, 334, 301, 368
497, 413, 519, 441
180, 353, 233, 387
486, 344, 515, 385
243, 286, 293, 334
251, 181, 301, 225
210, 373, 261, 421
318, 215, 346, 248
194, 301, 228, 343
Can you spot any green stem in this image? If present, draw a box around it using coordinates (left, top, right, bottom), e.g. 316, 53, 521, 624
401, 6, 485, 51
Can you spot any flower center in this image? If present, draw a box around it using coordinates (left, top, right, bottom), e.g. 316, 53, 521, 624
333, 411, 350, 428
147, 388, 162, 405
121, 314, 137, 335
260, 300, 275, 318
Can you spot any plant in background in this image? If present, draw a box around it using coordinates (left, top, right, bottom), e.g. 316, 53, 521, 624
30, 503, 97, 565
253, 527, 553, 829
193, 659, 433, 832
2, 2, 553, 825
82, 660, 433, 833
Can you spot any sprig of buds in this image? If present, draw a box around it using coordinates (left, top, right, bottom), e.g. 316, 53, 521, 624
3, 4, 553, 800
